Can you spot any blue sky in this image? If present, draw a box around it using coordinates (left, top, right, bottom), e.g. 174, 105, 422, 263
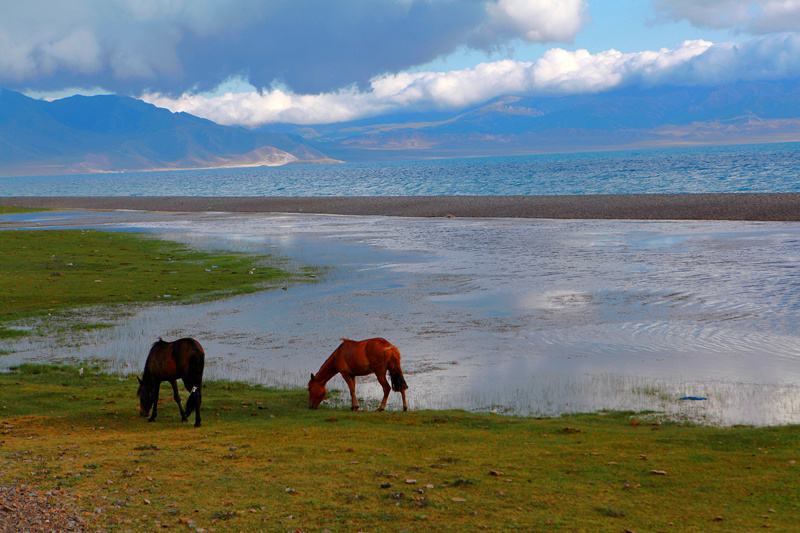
2, 1, 799, 127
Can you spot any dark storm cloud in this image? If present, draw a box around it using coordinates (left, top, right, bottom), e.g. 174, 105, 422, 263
174, 1, 486, 94
0, 0, 588, 96
654, 0, 800, 34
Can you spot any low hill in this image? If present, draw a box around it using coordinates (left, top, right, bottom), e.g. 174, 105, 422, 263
0, 89, 337, 177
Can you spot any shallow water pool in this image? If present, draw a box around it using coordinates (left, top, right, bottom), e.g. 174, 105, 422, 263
3, 210, 800, 426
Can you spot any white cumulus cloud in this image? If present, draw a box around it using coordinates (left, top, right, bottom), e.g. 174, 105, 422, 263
141, 32, 800, 127
484, 0, 589, 43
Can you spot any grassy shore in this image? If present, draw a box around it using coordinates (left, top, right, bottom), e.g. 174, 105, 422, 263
0, 227, 319, 334
1, 365, 798, 532
1, 208, 799, 532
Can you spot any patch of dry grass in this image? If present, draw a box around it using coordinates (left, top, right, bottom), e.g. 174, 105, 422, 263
0, 365, 798, 532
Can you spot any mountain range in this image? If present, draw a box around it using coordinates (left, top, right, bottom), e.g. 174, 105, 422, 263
2, 79, 800, 177
0, 89, 336, 177
272, 79, 800, 161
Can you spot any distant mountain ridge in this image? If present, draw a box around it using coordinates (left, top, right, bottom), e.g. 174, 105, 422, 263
275, 79, 800, 160
3, 79, 800, 177
0, 89, 337, 177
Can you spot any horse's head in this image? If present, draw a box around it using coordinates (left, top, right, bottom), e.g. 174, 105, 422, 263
136, 377, 154, 417
308, 373, 326, 409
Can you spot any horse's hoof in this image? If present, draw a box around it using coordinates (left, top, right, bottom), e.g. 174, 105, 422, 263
351, 406, 359, 411
193, 422, 201, 428
403, 407, 408, 412
377, 407, 385, 412
147, 418, 156, 423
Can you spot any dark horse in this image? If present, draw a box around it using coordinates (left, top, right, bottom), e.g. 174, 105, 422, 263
137, 337, 205, 427
308, 337, 408, 411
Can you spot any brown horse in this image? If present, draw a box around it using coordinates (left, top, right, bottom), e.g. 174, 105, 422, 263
308, 337, 408, 411
137, 337, 205, 427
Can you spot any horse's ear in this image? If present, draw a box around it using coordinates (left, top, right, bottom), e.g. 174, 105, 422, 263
310, 373, 315, 381
137, 377, 142, 384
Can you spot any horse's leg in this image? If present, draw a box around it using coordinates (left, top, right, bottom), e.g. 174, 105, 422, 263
375, 371, 391, 411
342, 374, 359, 411
400, 388, 408, 412
170, 380, 187, 421
148, 383, 160, 422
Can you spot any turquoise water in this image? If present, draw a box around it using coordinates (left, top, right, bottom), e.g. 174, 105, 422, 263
1, 142, 800, 196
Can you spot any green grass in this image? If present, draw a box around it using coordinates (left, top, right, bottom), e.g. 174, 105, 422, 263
0, 327, 28, 340
0, 365, 798, 532
0, 228, 319, 324
0, 205, 43, 214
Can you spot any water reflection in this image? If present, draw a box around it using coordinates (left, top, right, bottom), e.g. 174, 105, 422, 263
2, 210, 800, 426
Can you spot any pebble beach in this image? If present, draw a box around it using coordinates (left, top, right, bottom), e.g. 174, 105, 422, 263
2, 193, 800, 221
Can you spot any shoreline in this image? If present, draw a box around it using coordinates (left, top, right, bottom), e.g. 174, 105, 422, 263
1, 193, 800, 221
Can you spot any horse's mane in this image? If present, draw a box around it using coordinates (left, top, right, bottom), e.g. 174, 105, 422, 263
150, 336, 167, 349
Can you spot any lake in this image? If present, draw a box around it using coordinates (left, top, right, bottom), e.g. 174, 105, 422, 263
2, 142, 800, 197
2, 142, 800, 425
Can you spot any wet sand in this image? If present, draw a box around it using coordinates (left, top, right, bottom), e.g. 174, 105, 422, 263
2, 193, 800, 220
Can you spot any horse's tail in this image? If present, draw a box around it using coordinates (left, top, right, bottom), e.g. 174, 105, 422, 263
180, 339, 205, 427
185, 385, 202, 417
181, 338, 206, 383
387, 346, 408, 392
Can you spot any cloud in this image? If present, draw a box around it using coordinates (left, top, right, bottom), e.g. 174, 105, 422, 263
143, 33, 800, 127
482, 0, 589, 44
654, 0, 800, 34
0, 0, 589, 95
